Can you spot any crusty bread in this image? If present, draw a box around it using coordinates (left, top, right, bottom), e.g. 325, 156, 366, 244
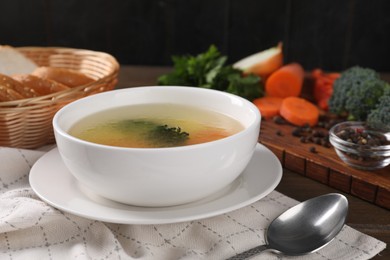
0, 45, 38, 75
0, 85, 24, 101
32, 67, 94, 87
0, 47, 96, 102
0, 73, 39, 99
12, 74, 70, 95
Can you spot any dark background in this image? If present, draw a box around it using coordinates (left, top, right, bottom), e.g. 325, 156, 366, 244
1, 0, 389, 72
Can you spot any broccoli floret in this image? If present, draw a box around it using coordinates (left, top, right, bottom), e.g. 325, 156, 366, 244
345, 79, 389, 121
328, 66, 380, 116
367, 87, 390, 131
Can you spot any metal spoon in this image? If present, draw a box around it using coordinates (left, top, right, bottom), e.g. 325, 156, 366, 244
228, 193, 348, 259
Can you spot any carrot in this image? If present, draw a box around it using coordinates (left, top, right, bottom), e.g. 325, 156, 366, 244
311, 69, 340, 110
280, 97, 319, 127
253, 96, 284, 119
265, 63, 304, 98
325, 72, 341, 80
317, 98, 329, 111
314, 79, 333, 103
312, 68, 340, 81
311, 68, 323, 79
187, 129, 229, 145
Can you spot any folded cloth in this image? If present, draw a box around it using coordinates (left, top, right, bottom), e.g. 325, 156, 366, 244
0, 147, 386, 260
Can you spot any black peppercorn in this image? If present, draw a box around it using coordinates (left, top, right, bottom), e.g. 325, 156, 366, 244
273, 116, 286, 125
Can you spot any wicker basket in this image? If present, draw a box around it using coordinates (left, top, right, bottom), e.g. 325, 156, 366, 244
0, 47, 119, 149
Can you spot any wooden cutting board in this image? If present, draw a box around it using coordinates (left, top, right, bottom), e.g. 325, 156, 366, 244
121, 67, 390, 209
258, 113, 390, 210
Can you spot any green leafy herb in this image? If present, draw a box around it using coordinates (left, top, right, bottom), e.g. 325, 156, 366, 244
158, 45, 263, 100
226, 73, 262, 101
148, 124, 189, 147
114, 119, 189, 147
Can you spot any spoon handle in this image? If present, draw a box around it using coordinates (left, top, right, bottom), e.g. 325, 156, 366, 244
227, 244, 270, 259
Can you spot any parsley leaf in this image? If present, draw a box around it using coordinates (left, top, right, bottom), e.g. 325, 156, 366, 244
158, 45, 263, 100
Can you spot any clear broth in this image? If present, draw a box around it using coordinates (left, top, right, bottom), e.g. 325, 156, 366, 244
69, 103, 244, 148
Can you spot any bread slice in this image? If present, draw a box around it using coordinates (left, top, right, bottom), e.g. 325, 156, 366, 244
0, 45, 38, 75
32, 67, 94, 87
12, 74, 70, 95
0, 85, 24, 101
0, 73, 39, 98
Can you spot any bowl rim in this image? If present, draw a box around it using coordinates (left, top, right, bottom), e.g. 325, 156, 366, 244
53, 86, 261, 151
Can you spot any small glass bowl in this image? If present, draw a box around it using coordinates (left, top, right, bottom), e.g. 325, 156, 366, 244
329, 121, 390, 170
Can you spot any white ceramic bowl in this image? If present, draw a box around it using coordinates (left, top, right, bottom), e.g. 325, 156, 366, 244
53, 86, 261, 206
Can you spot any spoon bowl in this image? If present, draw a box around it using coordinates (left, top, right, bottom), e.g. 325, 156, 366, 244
229, 193, 348, 259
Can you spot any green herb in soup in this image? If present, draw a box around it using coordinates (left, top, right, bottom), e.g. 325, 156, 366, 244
113, 119, 189, 147
148, 124, 189, 147
69, 103, 244, 148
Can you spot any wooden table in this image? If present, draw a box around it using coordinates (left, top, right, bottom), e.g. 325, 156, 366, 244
117, 65, 389, 259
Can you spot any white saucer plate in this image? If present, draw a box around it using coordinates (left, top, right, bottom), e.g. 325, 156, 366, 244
29, 144, 282, 225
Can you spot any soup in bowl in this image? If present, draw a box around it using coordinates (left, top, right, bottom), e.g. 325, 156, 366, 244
53, 86, 261, 207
